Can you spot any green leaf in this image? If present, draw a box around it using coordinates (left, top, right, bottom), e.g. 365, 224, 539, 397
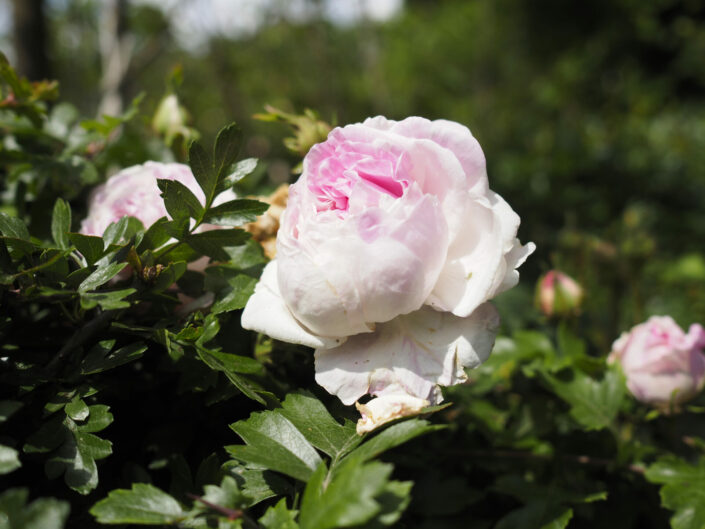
78, 262, 128, 292
299, 459, 392, 529
65, 397, 89, 421
189, 141, 216, 207
158, 178, 204, 221
0, 444, 21, 474
347, 419, 444, 463
370, 480, 414, 527
227, 411, 322, 482
196, 347, 267, 404
278, 391, 361, 459
496, 504, 573, 529
202, 199, 269, 227
90, 483, 185, 525
259, 498, 299, 529
645, 457, 705, 529
0, 212, 30, 240
51, 199, 71, 250
68, 233, 104, 265
222, 158, 258, 189
186, 229, 250, 261
81, 342, 147, 375
214, 123, 243, 179
77, 405, 114, 434
80, 288, 135, 310
43, 417, 113, 495
103, 216, 144, 247
197, 476, 248, 513
0, 488, 70, 529
137, 217, 172, 252
210, 274, 258, 314
0, 236, 35, 258
544, 369, 625, 431
0, 400, 23, 422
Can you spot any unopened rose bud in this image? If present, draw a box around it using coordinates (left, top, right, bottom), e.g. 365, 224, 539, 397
535, 270, 583, 317
152, 93, 197, 146
609, 316, 705, 407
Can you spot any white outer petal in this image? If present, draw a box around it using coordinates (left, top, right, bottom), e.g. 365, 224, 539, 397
241, 261, 345, 350
427, 190, 535, 317
314, 303, 500, 405
355, 393, 429, 435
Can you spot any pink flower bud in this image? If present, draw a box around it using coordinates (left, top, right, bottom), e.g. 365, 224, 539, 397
609, 316, 705, 406
535, 270, 583, 317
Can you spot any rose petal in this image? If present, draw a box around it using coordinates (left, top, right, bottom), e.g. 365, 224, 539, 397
355, 393, 430, 435
241, 261, 345, 349
314, 303, 499, 405
426, 190, 534, 317
362, 116, 488, 195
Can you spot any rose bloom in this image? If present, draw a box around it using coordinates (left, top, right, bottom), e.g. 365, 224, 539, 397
609, 316, 705, 406
242, 116, 535, 432
81, 161, 236, 273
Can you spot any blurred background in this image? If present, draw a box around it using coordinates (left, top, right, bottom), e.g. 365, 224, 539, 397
3, 0, 705, 346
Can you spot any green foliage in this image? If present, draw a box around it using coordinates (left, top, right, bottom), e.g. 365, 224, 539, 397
646, 457, 705, 529
0, 488, 69, 529
90, 483, 186, 525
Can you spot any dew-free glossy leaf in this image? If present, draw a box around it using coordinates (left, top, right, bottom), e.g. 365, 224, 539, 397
90, 483, 185, 525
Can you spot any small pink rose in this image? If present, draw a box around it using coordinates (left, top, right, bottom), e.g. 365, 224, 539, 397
609, 316, 705, 406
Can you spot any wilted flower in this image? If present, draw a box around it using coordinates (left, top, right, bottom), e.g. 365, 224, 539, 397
609, 316, 705, 407
242, 116, 534, 432
535, 270, 584, 317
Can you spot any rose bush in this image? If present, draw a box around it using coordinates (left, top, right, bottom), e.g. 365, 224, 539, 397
242, 116, 534, 430
609, 316, 705, 406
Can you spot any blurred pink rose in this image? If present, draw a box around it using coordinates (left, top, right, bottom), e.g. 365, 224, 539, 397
81, 161, 236, 274
242, 116, 534, 430
609, 316, 705, 406
535, 270, 583, 317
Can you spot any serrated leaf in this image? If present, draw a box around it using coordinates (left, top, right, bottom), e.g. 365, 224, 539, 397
65, 397, 89, 421
299, 459, 391, 529
158, 178, 204, 221
68, 233, 104, 265
186, 229, 250, 261
259, 498, 299, 529
51, 199, 71, 249
138, 217, 172, 252
278, 391, 360, 459
90, 483, 185, 525
0, 444, 21, 474
210, 274, 258, 314
544, 369, 625, 430
77, 405, 114, 433
43, 417, 113, 495
646, 457, 705, 529
1, 236, 36, 256
81, 342, 147, 375
214, 123, 243, 179
78, 262, 127, 292
228, 467, 293, 506
0, 212, 30, 240
0, 488, 70, 529
347, 419, 444, 463
227, 411, 322, 482
202, 199, 268, 227
103, 216, 144, 247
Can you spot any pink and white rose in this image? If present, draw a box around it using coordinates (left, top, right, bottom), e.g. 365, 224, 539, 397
81, 161, 236, 273
609, 316, 705, 406
242, 116, 535, 432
